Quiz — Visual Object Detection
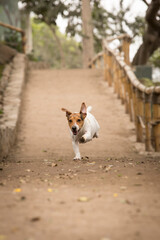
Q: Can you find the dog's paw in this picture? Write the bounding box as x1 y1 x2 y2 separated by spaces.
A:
79 136 86 144
73 155 81 161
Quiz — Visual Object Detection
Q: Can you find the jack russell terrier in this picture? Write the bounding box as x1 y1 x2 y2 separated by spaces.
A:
62 102 100 160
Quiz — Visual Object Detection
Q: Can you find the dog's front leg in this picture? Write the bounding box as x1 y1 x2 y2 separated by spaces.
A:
72 140 81 160
80 132 92 143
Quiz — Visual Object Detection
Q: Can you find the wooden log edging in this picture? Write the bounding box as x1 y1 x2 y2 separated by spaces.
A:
89 37 160 152
0 54 27 161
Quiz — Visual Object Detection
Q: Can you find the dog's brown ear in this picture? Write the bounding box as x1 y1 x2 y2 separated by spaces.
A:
61 108 72 118
80 102 87 119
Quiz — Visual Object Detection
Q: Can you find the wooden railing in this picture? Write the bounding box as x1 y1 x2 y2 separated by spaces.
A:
89 34 160 152
0 21 26 53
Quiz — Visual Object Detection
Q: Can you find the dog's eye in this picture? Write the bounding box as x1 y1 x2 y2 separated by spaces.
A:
69 119 72 123
77 119 81 122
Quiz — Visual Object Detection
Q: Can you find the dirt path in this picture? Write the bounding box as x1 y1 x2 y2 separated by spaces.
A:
0 69 160 240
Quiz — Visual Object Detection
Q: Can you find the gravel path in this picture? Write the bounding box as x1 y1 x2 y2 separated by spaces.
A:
0 69 160 240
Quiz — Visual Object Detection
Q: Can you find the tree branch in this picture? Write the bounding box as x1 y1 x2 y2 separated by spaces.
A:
146 0 160 31
142 0 149 6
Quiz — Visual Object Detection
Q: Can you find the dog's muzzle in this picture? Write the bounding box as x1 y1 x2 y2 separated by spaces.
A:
72 126 79 135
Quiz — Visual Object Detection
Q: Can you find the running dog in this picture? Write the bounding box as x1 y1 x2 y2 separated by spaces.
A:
61 102 100 160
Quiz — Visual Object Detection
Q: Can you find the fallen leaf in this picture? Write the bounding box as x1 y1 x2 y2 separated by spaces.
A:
19 179 26 184
0 182 6 186
123 176 128 179
30 217 41 222
0 235 6 240
120 186 127 190
105 165 113 172
113 193 118 197
117 174 122 177
78 196 89 202
59 201 65 204
51 163 58 167
21 196 26 201
88 169 96 173
87 161 95 165
58 159 62 162
48 188 53 192
125 199 131 204
13 188 22 193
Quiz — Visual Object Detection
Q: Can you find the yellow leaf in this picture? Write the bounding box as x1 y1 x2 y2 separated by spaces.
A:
48 188 53 192
113 193 118 197
0 235 6 240
13 188 22 193
78 196 89 202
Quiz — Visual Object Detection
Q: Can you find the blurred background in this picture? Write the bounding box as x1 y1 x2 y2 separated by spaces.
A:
0 0 159 82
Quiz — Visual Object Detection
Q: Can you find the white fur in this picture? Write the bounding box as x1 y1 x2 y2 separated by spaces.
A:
70 106 100 160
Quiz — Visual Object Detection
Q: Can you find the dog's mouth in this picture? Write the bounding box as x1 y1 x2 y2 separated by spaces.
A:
72 129 80 135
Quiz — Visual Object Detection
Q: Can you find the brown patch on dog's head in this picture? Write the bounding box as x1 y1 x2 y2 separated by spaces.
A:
61 102 87 135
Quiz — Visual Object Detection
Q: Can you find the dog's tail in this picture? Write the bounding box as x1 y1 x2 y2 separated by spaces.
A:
87 106 92 113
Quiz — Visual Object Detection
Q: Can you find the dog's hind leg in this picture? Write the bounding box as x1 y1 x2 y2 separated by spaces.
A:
93 132 99 138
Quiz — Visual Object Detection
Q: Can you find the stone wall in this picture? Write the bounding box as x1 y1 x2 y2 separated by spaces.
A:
0 53 26 161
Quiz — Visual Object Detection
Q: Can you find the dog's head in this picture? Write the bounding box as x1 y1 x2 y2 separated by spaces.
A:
61 102 87 136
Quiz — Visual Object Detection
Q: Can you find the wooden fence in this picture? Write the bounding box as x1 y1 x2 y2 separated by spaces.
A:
0 21 26 53
89 34 160 152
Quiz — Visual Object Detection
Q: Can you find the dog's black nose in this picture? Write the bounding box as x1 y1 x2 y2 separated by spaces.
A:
72 126 77 131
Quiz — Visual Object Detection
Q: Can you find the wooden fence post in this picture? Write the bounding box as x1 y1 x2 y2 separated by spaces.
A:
152 93 160 151
117 66 121 99
128 80 133 121
108 53 112 86
144 93 152 151
124 76 129 114
132 86 137 123
136 89 144 142
103 52 108 81
113 63 118 94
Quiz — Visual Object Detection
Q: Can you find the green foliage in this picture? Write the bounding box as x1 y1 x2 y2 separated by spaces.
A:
149 48 160 68
31 19 82 68
139 78 160 87
139 78 154 87
3 29 22 52
21 0 67 25
20 0 145 56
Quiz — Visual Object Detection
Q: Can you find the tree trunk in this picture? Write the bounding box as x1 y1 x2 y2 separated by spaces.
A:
49 25 66 69
81 0 94 68
132 0 160 66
